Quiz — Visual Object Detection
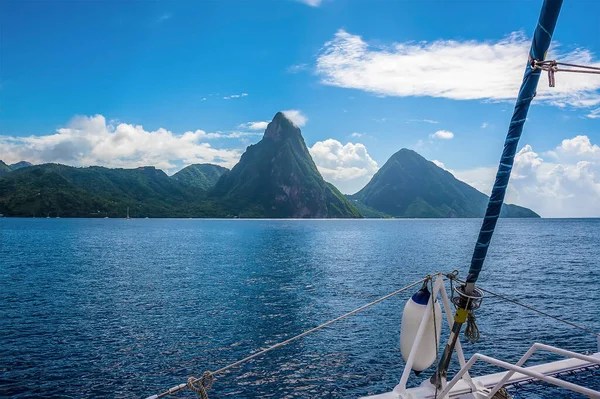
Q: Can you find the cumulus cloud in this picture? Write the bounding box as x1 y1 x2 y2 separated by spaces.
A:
223 93 248 100
554 135 600 158
282 109 308 127
351 132 363 138
0 115 245 173
430 130 454 140
316 30 600 108
481 122 489 128
454 136 600 217
296 0 322 6
309 139 379 194
239 121 269 131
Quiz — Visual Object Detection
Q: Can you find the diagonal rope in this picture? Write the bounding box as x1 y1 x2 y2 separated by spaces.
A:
450 275 600 338
478 286 600 338
145 277 428 399
147 272 599 399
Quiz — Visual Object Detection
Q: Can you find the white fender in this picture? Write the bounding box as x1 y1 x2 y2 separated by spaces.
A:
400 286 442 373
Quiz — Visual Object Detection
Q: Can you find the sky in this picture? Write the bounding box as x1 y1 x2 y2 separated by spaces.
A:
1 0 599 217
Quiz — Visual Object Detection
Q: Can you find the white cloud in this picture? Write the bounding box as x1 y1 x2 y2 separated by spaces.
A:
282 109 308 127
309 139 379 194
452 166 496 195
225 131 262 139
454 136 600 217
414 139 426 151
481 122 489 128
0 115 244 173
555 135 600 158
408 119 439 124
287 63 309 73
588 108 600 119
430 130 454 140
239 121 269 131
296 0 322 6
157 13 172 23
351 132 363 138
432 160 445 168
223 93 248 100
316 30 600 108
431 160 455 174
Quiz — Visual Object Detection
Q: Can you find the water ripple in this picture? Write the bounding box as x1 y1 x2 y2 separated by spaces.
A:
1 218 598 398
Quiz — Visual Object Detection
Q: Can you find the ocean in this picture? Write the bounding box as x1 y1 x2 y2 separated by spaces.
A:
1 218 599 398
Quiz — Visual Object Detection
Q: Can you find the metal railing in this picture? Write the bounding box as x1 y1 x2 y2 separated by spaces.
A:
438 343 600 398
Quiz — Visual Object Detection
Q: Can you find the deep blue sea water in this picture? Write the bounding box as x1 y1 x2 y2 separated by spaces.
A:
1 218 599 399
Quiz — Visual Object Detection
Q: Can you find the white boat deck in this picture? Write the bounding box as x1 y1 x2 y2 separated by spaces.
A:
363 352 600 399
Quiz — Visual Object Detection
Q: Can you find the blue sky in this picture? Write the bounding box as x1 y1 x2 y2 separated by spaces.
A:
1 0 599 216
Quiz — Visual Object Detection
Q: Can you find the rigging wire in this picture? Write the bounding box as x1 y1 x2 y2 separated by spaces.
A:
534 60 600 73
145 273 600 399
145 277 429 399
449 275 600 338
532 60 600 87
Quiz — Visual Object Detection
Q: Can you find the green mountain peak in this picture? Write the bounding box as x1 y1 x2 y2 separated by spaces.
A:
351 147 539 218
212 112 360 218
171 163 229 191
262 111 302 141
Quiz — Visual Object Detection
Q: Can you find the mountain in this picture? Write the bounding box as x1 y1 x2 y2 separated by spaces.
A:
211 112 360 218
0 164 223 218
0 161 11 176
0 133 358 217
171 163 229 190
0 137 539 219
10 161 33 170
351 148 539 218
0 160 33 176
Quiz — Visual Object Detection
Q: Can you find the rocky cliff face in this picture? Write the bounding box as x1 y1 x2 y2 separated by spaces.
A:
211 112 360 218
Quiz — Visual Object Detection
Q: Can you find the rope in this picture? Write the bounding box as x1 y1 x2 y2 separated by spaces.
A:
532 59 600 87
430 278 440 399
464 312 480 344
186 373 213 399
449 275 600 338
533 60 600 73
491 387 513 399
478 285 600 338
147 277 428 399
446 271 480 344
